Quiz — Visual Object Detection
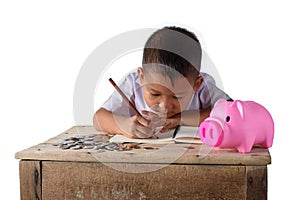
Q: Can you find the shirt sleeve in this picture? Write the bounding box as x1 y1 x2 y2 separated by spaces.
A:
101 73 135 117
198 73 231 108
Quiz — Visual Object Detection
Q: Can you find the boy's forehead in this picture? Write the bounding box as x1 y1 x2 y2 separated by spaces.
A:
143 73 194 93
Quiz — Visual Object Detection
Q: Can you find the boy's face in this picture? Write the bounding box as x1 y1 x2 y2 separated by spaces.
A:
138 68 203 118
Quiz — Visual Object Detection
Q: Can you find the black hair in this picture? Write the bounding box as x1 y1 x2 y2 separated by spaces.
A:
142 26 202 81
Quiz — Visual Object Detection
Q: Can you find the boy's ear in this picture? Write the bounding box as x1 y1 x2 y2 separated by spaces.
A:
193 76 203 92
137 67 144 83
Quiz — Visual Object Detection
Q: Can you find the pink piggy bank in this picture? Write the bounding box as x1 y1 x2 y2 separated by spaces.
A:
199 99 274 153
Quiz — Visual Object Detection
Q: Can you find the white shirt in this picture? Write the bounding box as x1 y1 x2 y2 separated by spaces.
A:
102 71 230 116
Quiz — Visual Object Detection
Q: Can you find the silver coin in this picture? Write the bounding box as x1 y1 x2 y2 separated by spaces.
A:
83 145 94 149
75 135 85 139
60 144 75 149
83 140 95 145
84 138 94 142
85 134 96 138
61 140 74 145
70 145 83 150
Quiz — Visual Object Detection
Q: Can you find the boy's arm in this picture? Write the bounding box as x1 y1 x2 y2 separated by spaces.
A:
181 108 211 126
93 107 124 134
178 98 233 127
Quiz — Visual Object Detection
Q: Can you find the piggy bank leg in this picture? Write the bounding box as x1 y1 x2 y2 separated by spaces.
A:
259 133 274 148
236 144 253 153
260 139 273 148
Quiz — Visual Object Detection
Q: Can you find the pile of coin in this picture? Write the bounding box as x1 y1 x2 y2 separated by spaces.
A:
53 134 140 152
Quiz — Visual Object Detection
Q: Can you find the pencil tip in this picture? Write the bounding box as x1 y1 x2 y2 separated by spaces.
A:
108 78 116 86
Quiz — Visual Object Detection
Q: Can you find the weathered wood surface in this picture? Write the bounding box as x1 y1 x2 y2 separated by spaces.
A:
19 160 41 200
246 166 267 199
15 126 271 165
41 161 259 200
17 126 270 199
18 161 268 200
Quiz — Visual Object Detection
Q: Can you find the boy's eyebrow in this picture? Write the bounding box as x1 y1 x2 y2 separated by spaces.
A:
148 88 161 93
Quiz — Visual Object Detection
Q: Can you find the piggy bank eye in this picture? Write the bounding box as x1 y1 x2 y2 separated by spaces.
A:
226 116 231 122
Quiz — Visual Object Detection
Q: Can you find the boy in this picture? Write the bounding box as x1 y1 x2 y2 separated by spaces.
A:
93 26 231 138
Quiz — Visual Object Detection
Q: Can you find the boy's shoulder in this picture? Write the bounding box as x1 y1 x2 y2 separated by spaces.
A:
117 71 141 94
200 72 215 84
123 71 140 86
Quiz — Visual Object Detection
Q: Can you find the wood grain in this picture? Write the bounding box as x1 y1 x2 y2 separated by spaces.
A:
42 161 248 200
246 166 267 200
19 160 41 200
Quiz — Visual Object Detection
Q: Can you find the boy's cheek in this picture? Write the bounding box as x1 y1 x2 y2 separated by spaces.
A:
144 97 156 109
177 99 190 110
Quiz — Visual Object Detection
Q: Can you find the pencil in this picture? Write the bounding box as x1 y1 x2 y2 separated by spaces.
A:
108 78 144 119
172 125 181 139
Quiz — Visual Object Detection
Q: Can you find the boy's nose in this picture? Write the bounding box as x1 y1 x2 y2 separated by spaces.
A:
159 99 173 111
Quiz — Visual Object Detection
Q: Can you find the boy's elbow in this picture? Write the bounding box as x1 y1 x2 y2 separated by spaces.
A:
93 110 102 131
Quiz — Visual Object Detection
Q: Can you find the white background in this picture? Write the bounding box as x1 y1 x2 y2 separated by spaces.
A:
1 0 299 199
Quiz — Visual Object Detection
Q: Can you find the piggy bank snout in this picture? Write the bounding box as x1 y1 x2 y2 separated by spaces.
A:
199 118 224 147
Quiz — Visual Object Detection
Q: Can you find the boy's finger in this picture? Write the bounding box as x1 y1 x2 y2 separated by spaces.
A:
123 132 138 139
137 115 151 126
160 122 179 132
141 110 159 117
135 125 153 138
141 110 151 115
141 110 166 124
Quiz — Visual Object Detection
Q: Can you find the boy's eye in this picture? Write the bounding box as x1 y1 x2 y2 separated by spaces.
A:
173 96 183 100
150 93 160 97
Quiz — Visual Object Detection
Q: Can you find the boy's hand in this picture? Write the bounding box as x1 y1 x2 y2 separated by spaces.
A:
160 113 181 132
122 115 153 139
122 109 180 138
141 110 166 132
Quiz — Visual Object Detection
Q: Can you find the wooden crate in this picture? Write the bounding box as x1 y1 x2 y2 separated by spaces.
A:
16 126 271 200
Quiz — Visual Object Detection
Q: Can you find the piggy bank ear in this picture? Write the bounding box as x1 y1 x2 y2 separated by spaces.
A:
233 100 244 119
235 100 244 119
